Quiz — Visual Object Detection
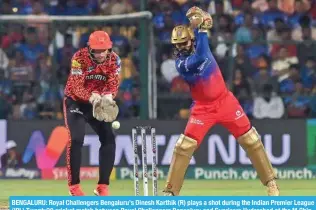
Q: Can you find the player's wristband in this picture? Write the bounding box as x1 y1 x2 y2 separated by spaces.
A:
198 29 208 33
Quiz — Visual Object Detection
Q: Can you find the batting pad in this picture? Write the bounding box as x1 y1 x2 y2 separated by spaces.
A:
163 134 198 196
237 127 277 186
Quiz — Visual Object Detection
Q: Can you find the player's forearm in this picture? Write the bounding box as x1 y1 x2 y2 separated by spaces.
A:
196 31 210 56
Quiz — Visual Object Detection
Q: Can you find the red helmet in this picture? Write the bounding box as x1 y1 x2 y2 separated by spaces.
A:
88 31 112 50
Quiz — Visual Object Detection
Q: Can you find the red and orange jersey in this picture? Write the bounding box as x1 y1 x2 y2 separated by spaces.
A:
64 47 121 102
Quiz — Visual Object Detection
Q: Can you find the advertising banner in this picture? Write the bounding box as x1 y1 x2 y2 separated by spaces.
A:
41 167 116 181
7 119 307 169
115 167 316 180
0 168 41 179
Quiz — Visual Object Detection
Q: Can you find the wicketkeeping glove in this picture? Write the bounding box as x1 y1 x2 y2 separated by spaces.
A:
92 94 119 122
100 94 119 122
89 92 104 121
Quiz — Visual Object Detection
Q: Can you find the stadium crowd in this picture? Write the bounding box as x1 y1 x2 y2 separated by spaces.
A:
0 0 315 120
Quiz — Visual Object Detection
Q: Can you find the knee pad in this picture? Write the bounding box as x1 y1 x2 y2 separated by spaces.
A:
174 134 198 158
238 127 277 185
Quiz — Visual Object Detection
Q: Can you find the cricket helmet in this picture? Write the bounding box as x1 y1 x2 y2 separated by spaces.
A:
171 25 194 44
88 30 113 50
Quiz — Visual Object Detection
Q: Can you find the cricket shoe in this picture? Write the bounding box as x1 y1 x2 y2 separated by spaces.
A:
94 184 109 196
69 184 85 196
267 180 280 196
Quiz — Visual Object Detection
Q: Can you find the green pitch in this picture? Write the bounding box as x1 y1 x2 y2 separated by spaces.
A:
0 179 315 207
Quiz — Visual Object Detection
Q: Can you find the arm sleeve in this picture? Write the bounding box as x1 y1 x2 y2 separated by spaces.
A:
68 55 93 102
177 31 211 73
101 55 121 98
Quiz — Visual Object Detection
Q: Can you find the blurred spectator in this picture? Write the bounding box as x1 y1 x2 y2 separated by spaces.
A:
285 81 311 117
232 69 253 116
297 27 316 64
56 33 77 63
235 12 254 44
119 56 137 85
0 48 9 78
252 0 269 12
1 24 24 50
259 0 286 27
300 57 316 91
271 26 297 58
0 91 12 119
253 61 279 94
100 0 134 15
110 26 131 58
1 140 22 168
27 1 50 46
16 27 45 64
9 50 34 82
16 0 33 15
288 0 308 27
247 27 268 60
9 50 35 101
19 87 37 119
278 0 311 15
292 15 316 41
160 50 178 84
233 69 252 97
279 64 299 94
213 14 233 59
253 84 285 119
49 23 80 55
267 18 285 42
208 0 233 16
209 0 233 31
235 0 258 26
272 47 298 82
1 0 14 14
234 44 255 78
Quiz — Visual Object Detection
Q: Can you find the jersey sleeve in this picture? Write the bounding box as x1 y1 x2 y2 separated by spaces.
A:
101 55 121 98
67 53 93 102
176 31 211 74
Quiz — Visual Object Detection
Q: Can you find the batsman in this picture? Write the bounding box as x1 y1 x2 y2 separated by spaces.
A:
63 30 120 196
163 7 280 196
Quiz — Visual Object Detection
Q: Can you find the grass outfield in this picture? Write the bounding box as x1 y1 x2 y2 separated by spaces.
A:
0 179 315 207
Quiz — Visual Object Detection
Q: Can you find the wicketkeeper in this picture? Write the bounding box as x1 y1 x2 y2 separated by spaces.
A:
63 30 120 196
162 7 279 196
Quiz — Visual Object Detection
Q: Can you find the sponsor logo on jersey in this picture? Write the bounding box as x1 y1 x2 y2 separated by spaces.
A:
71 60 81 68
86 74 107 81
235 110 245 120
70 108 83 115
71 69 82 75
190 118 204 125
88 66 94 72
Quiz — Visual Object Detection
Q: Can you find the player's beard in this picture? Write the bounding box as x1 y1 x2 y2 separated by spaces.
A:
174 41 194 57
